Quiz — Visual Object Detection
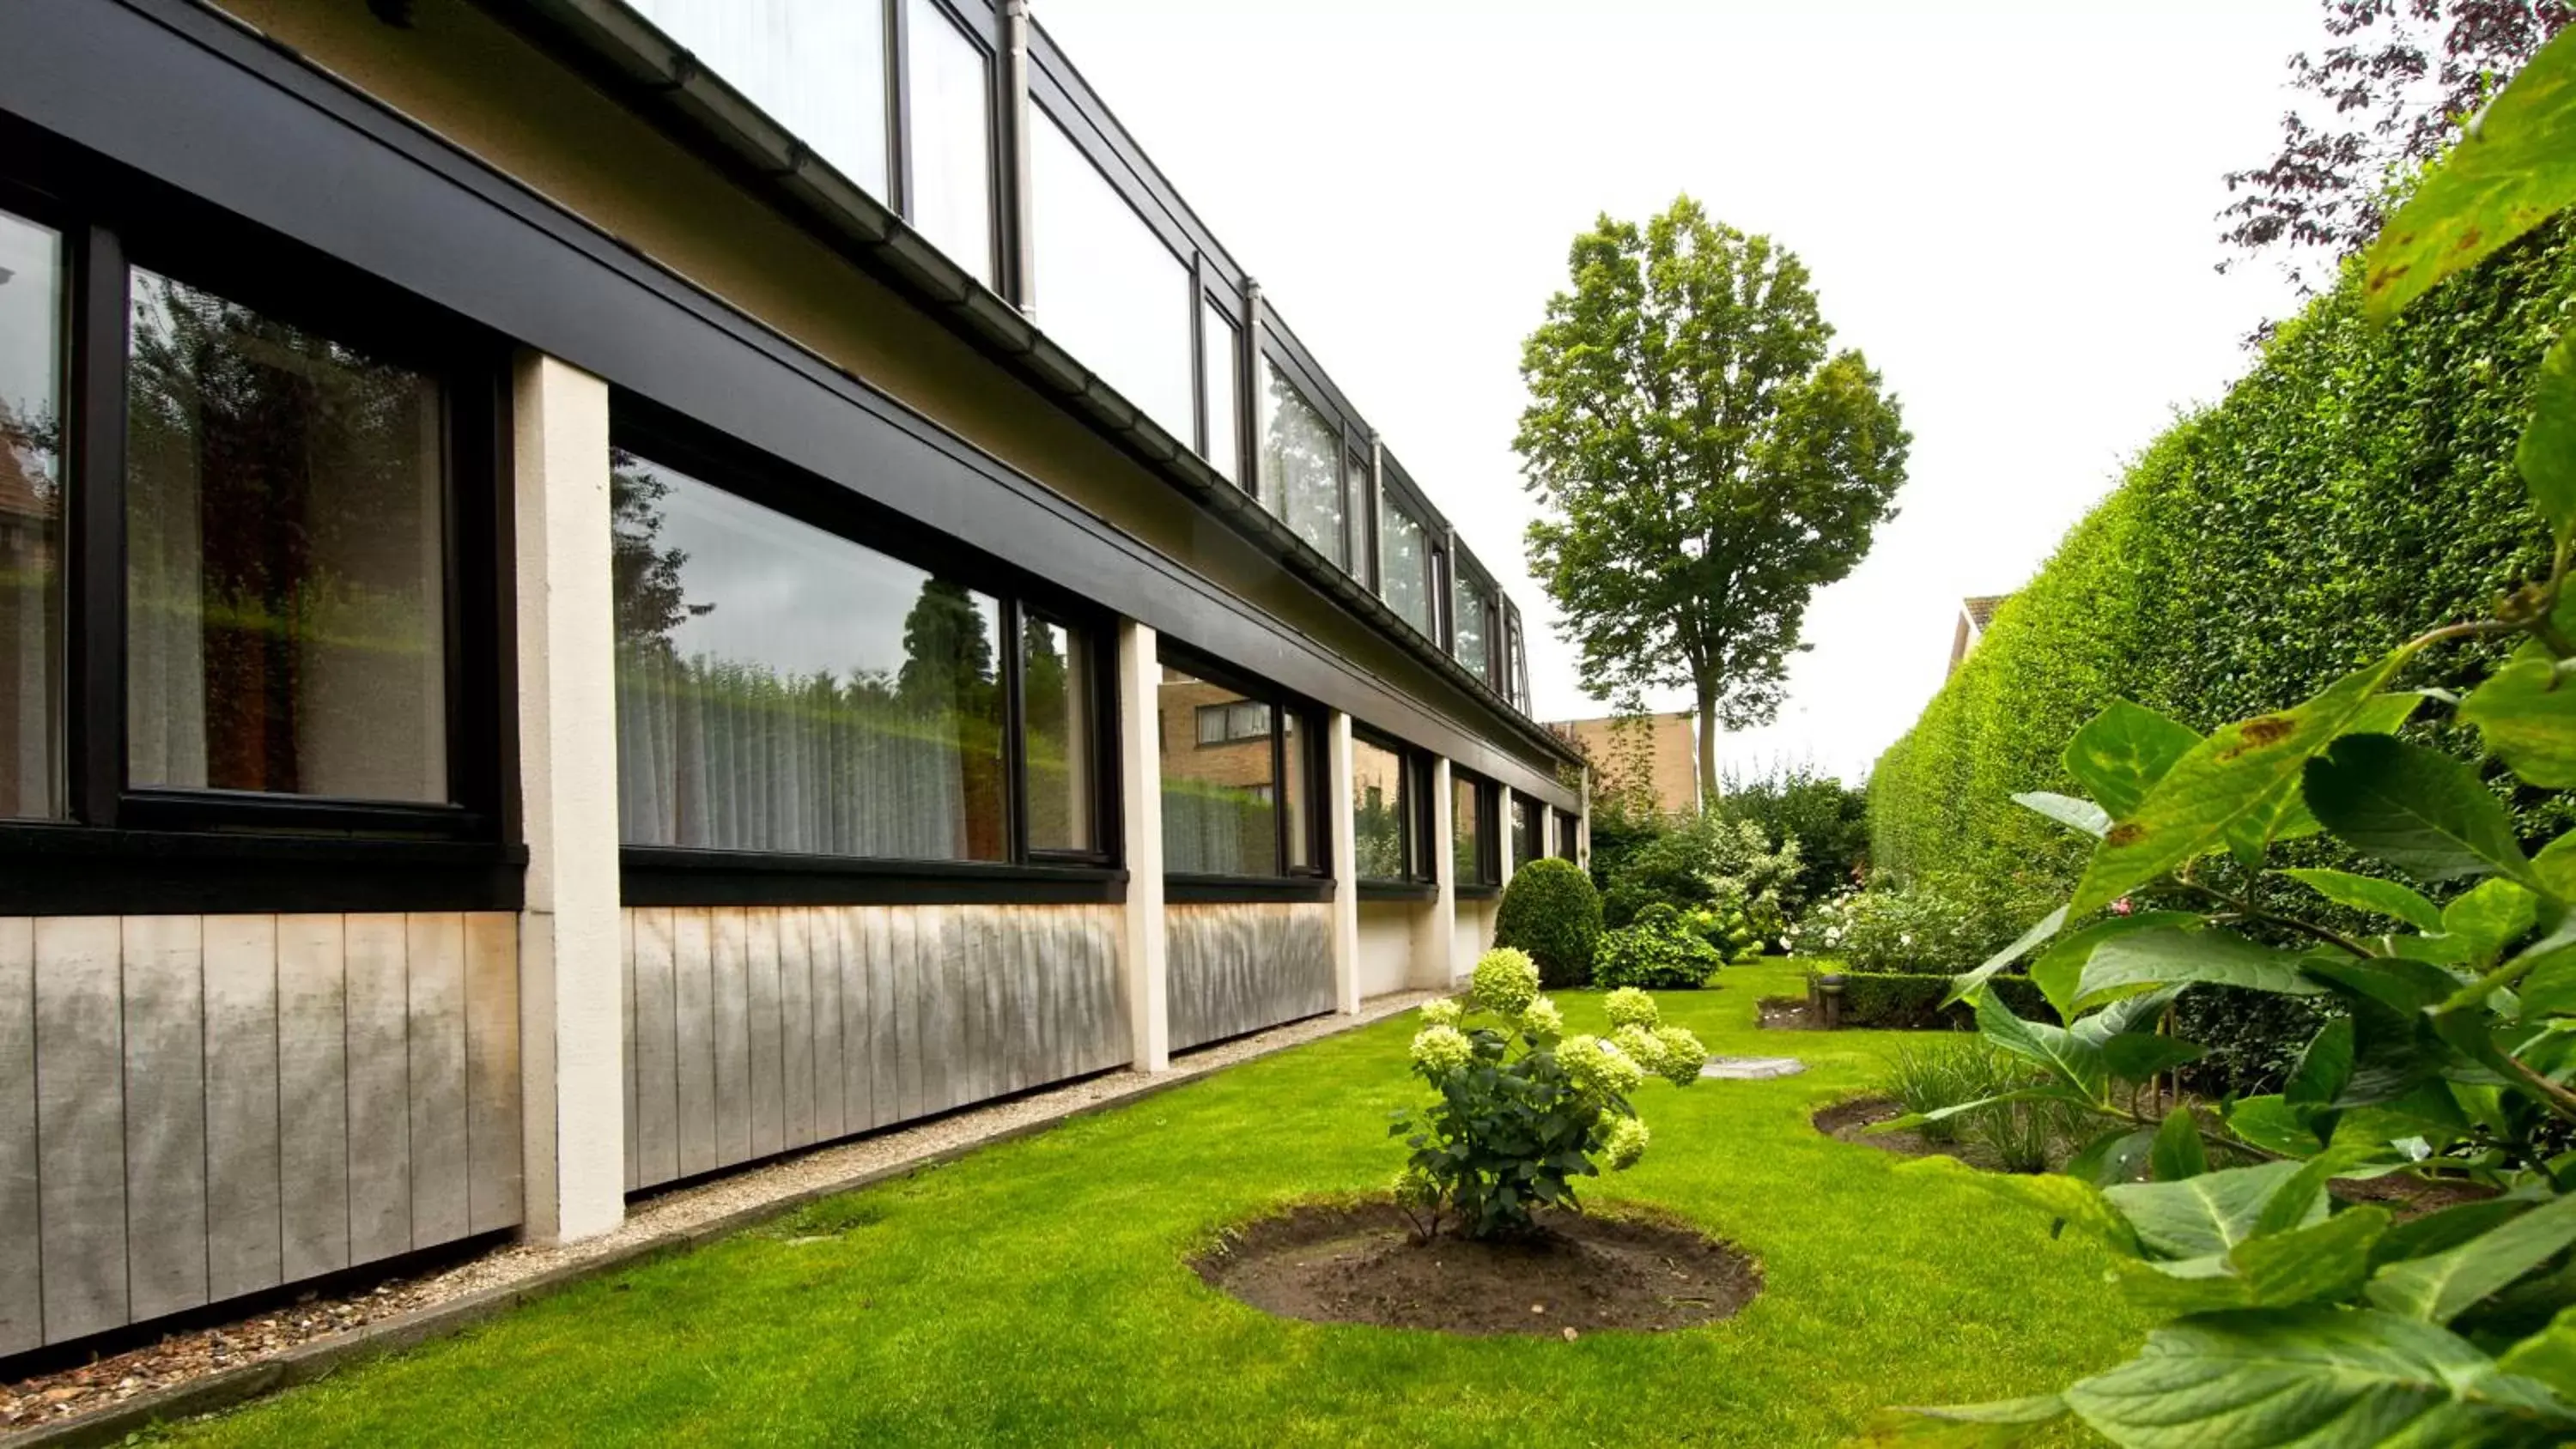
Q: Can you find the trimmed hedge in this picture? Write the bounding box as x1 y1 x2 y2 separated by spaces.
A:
1493 858 1605 989
1872 222 2576 933
1818 972 2050 1032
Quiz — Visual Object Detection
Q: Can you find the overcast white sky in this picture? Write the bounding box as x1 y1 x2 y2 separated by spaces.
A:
1041 0 2322 783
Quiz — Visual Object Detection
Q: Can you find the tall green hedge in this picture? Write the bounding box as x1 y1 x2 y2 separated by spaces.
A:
1871 221 2576 922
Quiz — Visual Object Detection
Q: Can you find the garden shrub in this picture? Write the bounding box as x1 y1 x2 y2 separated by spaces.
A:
1492 857 1604 989
1822 971 2048 1030
1782 880 1990 973
1601 815 1802 927
1592 903 1728 989
1715 761 1871 902
1390 949 1706 1240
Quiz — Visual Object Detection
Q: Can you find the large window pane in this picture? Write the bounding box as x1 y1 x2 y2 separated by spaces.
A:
1379 498 1431 636
1201 300 1239 482
1352 736 1406 881
1021 613 1095 853
1258 356 1346 569
628 0 889 199
1158 665 1275 875
1453 571 1492 684
1510 793 1537 870
611 453 1006 860
0 210 63 819
1453 774 1488 885
126 269 448 802
1031 110 1190 438
907 0 994 284
1282 709 1310 870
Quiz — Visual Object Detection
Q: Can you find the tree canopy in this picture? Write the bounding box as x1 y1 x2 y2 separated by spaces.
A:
1516 196 1908 801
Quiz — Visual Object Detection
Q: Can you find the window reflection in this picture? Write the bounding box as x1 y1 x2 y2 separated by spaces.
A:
1021 612 1095 853
1352 736 1407 881
611 453 1007 860
1454 774 1489 885
907 0 994 284
1201 300 1239 482
628 0 889 199
1379 498 1431 637
1031 110 1190 438
125 268 449 803
1453 571 1492 684
0 209 62 819
1258 356 1346 569
1158 665 1276 875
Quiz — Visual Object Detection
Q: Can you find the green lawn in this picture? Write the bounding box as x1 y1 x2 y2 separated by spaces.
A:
159 962 2147 1447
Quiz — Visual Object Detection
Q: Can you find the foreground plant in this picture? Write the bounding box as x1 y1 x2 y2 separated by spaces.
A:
1391 949 1708 1241
1879 38 2576 1446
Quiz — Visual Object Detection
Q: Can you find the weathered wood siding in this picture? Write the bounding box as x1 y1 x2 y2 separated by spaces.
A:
1165 902 1334 1052
0 912 521 1354
622 903 1128 1192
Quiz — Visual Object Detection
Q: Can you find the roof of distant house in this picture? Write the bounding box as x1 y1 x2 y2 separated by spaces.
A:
1963 595 2008 631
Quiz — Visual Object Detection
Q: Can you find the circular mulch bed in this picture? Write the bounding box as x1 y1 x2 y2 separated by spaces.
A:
1814 1096 2024 1172
1193 1202 1759 1337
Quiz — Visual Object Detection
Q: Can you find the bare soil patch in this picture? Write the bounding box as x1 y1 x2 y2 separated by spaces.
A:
1759 996 1819 1030
1194 1201 1759 1337
1814 1096 2017 1171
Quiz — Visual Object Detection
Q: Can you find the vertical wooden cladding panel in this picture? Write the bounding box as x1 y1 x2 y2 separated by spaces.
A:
3 912 519 1351
1166 903 1334 1052
619 904 1127 1192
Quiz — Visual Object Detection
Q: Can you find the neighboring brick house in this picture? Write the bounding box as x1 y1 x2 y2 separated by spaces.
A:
1546 712 1699 815
1949 595 2008 676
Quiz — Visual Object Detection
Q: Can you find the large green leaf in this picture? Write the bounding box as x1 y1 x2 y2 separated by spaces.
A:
2069 983 2187 1046
2440 879 2543 967
2362 27 2576 321
1867 1396 2069 1446
2151 1105 2209 1182
2463 656 2576 788
2065 700 2202 821
2074 926 2326 1009
2070 655 2413 916
1972 988 2104 1100
2103 1033 2204 1085
2104 1160 2323 1260
2537 832 2576 901
2225 692 2427 867
2119 1207 2393 1316
2280 868 2445 934
2368 1192 2576 1325
2286 1017 2358 1117
2031 913 2198 1022
2305 734 2539 888
2227 1095 2323 1158
1941 906 2069 1008
2500 1305 2576 1404
2519 326 2576 549
2011 791 2109 840
2065 1125 2158 1187
2061 1307 2576 1446
2378 1200 2537 1270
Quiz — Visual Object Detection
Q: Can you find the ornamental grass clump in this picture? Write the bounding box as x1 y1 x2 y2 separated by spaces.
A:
1390 949 1708 1241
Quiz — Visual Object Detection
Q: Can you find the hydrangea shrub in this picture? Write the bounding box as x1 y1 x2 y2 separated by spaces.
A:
1390 949 1708 1240
1591 903 1728 989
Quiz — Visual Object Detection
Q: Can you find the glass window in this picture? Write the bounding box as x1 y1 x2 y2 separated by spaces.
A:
1021 613 1095 854
1352 736 1409 882
1030 109 1190 438
1282 709 1310 870
1200 299 1239 482
1379 498 1431 637
627 0 889 199
1504 613 1527 707
1511 793 1540 870
1257 355 1346 569
1453 570 1492 685
1557 811 1580 861
906 0 995 285
0 209 64 819
125 268 449 802
1453 773 1491 886
611 452 1007 860
1159 665 1277 876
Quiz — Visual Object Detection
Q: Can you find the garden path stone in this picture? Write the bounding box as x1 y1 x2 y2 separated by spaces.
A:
1700 1055 1807 1080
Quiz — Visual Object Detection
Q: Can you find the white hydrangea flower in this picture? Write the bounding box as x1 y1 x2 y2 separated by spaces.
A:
1613 1023 1667 1078
1409 1023 1473 1076
1519 995 1565 1039
1602 986 1659 1030
1418 997 1462 1029
1604 1115 1650 1171
1558 1034 1645 1100
1651 1025 1707 1087
1469 948 1540 1017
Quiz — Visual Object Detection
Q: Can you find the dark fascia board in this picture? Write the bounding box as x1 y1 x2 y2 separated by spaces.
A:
476 0 1578 778
2 0 1580 809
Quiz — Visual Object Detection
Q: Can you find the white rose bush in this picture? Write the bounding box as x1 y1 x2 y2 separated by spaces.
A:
1390 947 1709 1240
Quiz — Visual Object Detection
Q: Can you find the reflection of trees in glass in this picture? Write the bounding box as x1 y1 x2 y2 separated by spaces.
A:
1259 360 1346 568
1020 615 1091 852
1379 500 1431 635
897 578 995 708
1354 785 1405 879
609 450 708 650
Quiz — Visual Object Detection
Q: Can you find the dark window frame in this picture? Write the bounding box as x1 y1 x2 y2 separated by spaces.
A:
1157 638 1327 894
0 142 523 915
609 396 1125 900
1351 724 1432 889
1452 766 1499 895
1510 790 1543 872
1555 809 1581 863
890 0 1007 292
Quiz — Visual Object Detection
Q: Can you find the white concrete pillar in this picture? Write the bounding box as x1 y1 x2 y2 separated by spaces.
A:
1413 755 1457 990
511 352 624 1245
1326 712 1360 1015
1498 790 1518 894
1578 772 1593 872
1116 621 1170 1072
1537 801 1554 864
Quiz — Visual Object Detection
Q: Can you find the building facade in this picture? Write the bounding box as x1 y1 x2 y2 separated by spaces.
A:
0 0 1587 1355
1548 712 1698 816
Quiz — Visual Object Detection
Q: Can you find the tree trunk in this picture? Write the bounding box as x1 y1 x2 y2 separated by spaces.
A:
1695 678 1719 812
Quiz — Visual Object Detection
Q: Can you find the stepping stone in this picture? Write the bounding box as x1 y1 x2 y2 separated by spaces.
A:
1699 1055 1806 1081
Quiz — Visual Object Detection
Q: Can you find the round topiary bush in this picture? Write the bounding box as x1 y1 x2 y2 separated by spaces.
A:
1492 858 1606 989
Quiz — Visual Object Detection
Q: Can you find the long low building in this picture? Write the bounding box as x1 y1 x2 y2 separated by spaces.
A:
0 0 1589 1354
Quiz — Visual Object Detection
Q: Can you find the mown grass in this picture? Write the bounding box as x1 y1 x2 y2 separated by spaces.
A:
156 961 2145 1447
